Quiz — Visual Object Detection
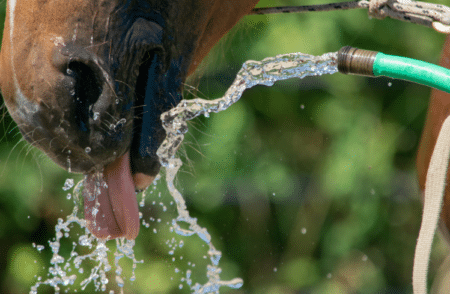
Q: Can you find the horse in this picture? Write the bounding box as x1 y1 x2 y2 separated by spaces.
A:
0 0 259 240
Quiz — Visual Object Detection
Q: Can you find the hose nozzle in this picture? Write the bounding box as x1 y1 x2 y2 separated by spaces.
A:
337 45 450 95
337 46 378 77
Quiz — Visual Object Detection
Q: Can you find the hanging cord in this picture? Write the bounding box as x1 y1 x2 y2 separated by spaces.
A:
413 115 450 294
250 0 450 34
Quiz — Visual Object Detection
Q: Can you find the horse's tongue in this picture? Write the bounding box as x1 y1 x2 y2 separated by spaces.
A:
84 152 140 240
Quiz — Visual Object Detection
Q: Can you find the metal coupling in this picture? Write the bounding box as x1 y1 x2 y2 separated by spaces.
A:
337 46 378 77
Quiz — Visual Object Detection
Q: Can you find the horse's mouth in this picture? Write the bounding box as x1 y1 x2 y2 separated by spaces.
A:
80 48 171 241
80 44 180 240
83 152 146 240
11 22 181 240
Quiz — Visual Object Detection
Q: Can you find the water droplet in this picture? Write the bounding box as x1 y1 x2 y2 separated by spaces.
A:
66 193 72 200
63 179 74 191
301 228 307 234
85 147 91 154
115 275 124 287
300 104 305 109
67 157 72 173
388 82 392 87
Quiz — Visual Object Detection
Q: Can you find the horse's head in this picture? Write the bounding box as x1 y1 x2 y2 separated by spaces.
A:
0 0 259 239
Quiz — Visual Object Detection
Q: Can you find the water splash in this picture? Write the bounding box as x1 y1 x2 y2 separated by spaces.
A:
156 51 338 293
62 179 74 191
159 52 337 137
30 178 142 294
30 51 337 293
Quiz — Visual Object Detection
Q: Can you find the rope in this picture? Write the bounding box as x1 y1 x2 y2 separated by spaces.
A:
249 0 450 34
413 115 450 294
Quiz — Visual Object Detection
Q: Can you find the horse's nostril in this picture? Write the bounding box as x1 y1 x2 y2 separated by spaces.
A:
52 43 117 134
38 44 132 174
66 61 102 132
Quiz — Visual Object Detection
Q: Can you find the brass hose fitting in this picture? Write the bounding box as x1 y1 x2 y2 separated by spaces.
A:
337 46 378 77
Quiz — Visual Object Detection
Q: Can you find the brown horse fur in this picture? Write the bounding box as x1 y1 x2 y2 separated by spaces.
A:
417 34 450 241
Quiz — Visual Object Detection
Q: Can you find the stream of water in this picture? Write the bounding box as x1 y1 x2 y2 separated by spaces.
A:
29 51 338 293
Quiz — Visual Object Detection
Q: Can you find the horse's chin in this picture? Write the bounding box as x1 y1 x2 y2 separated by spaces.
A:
133 172 157 191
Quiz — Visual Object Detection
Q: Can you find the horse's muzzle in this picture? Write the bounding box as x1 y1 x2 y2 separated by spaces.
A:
13 42 134 175
43 43 130 173
10 19 181 180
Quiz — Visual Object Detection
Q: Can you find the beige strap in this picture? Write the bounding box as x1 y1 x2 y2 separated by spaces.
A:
413 115 450 294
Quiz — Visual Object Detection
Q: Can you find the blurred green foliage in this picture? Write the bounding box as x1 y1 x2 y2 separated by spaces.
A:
0 0 449 293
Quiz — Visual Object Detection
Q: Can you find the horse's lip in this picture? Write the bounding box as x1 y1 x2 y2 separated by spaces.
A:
84 152 141 240
83 151 156 240
132 172 156 191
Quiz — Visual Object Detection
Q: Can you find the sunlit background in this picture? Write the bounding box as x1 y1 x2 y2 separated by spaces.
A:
0 0 449 293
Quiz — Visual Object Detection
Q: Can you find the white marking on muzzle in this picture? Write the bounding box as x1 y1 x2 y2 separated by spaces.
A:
8 0 39 115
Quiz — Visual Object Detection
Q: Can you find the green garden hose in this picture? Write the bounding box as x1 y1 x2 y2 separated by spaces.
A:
338 46 450 294
337 46 450 94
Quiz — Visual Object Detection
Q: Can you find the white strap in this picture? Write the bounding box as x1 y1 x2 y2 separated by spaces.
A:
413 115 450 294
